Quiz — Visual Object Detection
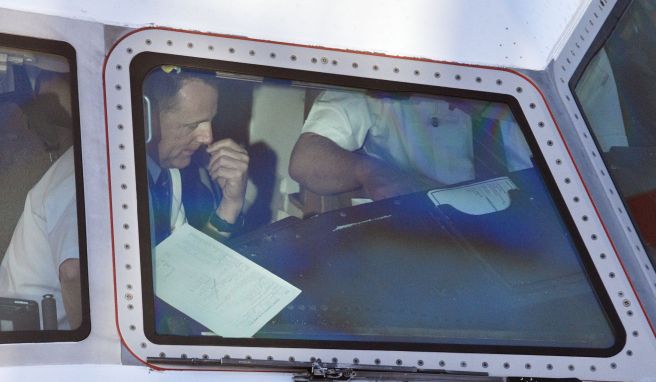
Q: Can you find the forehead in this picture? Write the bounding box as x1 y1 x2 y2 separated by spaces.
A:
166 78 219 116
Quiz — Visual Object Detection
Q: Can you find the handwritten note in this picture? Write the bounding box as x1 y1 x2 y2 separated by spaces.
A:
154 224 301 337
427 177 517 215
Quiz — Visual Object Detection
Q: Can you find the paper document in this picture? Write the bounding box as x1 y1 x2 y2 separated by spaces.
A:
427 177 517 215
154 224 301 337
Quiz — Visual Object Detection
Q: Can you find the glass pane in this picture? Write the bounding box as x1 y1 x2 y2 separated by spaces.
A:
141 64 617 352
0 44 82 333
574 0 656 266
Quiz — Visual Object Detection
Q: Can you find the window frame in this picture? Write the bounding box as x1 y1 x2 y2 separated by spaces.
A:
106 28 648 378
0 32 91 343
569 0 656 272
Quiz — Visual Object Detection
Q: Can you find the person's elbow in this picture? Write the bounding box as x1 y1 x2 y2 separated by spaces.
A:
59 258 80 284
289 133 315 185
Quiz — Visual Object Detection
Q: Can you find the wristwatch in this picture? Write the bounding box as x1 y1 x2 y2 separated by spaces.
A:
208 212 243 233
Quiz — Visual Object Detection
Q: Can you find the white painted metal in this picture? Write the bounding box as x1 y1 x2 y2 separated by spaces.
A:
0 364 291 381
551 0 656 360
0 0 586 71
1 0 656 381
0 8 120 366
104 27 656 380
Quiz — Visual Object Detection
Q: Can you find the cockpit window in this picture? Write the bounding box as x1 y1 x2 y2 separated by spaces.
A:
574 0 656 267
0 34 88 342
133 57 621 355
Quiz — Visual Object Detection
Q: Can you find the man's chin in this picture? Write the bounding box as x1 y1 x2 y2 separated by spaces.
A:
170 156 192 169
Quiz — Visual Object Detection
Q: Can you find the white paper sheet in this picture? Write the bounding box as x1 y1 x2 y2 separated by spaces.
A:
154 224 301 337
427 177 517 215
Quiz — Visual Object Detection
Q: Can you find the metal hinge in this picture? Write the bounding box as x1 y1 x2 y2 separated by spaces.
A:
148 356 501 381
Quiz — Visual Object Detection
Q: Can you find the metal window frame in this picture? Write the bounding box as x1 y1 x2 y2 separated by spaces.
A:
105 26 655 379
0 32 91 343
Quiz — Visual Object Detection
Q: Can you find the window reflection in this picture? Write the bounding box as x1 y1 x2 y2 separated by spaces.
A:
0 45 81 332
143 65 617 352
575 0 656 265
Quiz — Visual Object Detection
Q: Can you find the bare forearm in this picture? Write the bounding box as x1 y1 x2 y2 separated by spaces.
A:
290 133 439 200
289 133 370 195
59 259 82 330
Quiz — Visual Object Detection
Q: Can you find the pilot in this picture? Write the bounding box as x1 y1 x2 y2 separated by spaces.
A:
0 63 80 331
144 67 249 243
289 90 475 201
144 67 250 335
0 149 80 330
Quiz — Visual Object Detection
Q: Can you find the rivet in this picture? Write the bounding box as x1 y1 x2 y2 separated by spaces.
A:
187 43 193 48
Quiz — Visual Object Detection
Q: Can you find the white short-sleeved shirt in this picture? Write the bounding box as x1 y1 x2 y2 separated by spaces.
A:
0 148 78 329
302 90 475 185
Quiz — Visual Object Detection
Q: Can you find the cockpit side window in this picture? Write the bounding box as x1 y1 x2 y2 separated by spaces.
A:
129 54 622 355
0 33 89 342
574 0 656 268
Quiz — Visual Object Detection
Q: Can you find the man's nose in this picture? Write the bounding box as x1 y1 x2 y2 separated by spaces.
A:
195 121 213 144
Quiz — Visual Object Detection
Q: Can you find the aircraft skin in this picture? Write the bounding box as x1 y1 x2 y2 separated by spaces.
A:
0 1 655 381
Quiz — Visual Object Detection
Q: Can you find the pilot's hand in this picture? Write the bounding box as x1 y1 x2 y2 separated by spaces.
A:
357 156 436 201
207 138 249 222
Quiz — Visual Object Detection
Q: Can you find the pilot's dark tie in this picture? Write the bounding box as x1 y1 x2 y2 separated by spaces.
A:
150 169 172 245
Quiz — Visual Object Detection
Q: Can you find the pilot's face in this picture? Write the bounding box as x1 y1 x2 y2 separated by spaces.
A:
157 78 218 169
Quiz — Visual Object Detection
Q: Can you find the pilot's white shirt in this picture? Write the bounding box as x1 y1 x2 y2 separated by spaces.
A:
0 147 78 330
302 90 475 185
